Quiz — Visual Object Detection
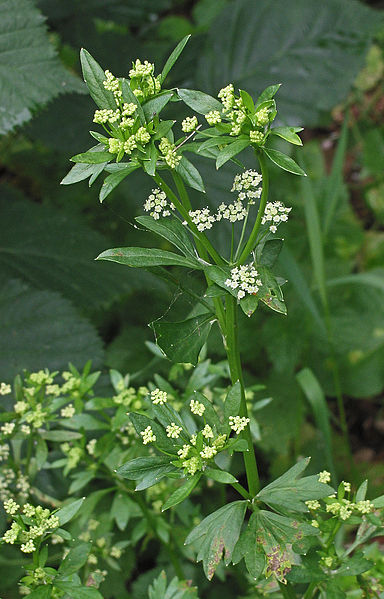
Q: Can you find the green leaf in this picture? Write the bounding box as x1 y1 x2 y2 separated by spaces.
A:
257 266 287 315
175 156 205 192
121 78 146 125
40 430 83 442
257 457 334 513
136 216 196 258
162 473 201 511
99 164 139 203
58 542 91 577
239 89 255 113
197 0 379 126
54 582 103 599
0 0 83 135
323 113 349 235
117 455 176 490
143 141 158 176
142 92 174 121
190 391 221 430
256 238 283 268
96 247 202 270
296 368 335 480
55 498 84 526
24 587 52 599
68 472 95 494
216 140 250 169
224 381 241 421
0 279 103 381
111 493 139 531
356 480 368 502
264 147 306 176
270 126 303 146
160 35 191 83
232 521 266 580
61 158 107 185
151 312 213 365
80 48 116 110
185 501 247 580
148 571 199 599
71 150 112 164
373 494 384 508
256 84 282 104
178 89 223 115
204 467 238 484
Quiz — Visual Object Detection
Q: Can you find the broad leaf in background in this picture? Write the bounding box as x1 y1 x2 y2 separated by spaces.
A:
197 0 379 126
0 188 151 310
0 279 103 380
0 0 83 135
148 571 199 599
185 501 247 580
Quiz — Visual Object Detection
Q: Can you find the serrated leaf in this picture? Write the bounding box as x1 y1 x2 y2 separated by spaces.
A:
264 148 306 176
175 155 205 192
55 498 84 526
0 0 83 135
178 89 223 115
151 312 213 365
216 140 250 169
96 247 202 270
58 542 91 577
162 473 201 511
0 280 103 381
257 458 334 513
185 501 247 579
197 0 379 126
117 455 176 491
160 35 191 83
136 216 196 258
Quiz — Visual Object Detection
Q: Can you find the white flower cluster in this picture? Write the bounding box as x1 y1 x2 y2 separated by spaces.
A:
231 170 262 197
140 426 156 444
159 138 181 169
182 116 198 133
261 201 291 233
225 265 262 301
188 208 216 232
144 189 175 220
205 110 222 125
216 201 247 223
0 383 11 395
129 59 154 78
190 399 205 416
60 404 75 419
2 503 60 553
229 415 250 434
151 388 168 405
318 471 331 484
166 423 182 439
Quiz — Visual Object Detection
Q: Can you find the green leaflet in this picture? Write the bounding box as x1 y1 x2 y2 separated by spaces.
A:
80 48 116 110
148 571 199 599
99 163 139 203
151 312 214 365
116 455 176 491
175 155 205 192
96 247 202 270
162 473 201 511
178 89 223 115
58 543 91 577
257 457 334 513
135 216 196 258
204 467 238 484
185 501 247 580
55 498 84 526
142 92 174 121
223 381 241 422
71 150 112 164
263 147 306 176
54 582 103 599
160 35 191 83
270 126 303 146
111 493 141 531
216 139 250 169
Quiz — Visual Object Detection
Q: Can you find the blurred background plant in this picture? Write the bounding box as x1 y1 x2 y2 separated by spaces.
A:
1 0 384 596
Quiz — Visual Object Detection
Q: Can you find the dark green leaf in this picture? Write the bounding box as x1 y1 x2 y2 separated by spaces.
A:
148 571 199 599
175 156 205 192
356 480 368 502
216 140 250 169
61 161 107 185
264 148 306 176
55 498 84 526
239 293 259 318
151 312 213 365
257 266 287 315
68 471 95 494
142 92 174 121
99 164 139 203
80 48 116 110
161 35 191 83
136 216 196 258
111 493 139 531
178 89 223 115
162 473 201 511
96 247 202 269
54 582 103 599
40 430 83 442
143 141 158 176
256 84 282 104
224 381 241 421
185 501 247 579
204 467 238 484
117 455 176 490
130 412 178 455
25 587 52 599
270 126 303 146
58 543 91 577
256 238 283 268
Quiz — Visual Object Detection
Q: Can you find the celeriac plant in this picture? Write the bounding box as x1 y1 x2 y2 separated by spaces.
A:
9 34 381 598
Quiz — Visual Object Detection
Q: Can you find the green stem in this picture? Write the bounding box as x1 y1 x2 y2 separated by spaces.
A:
153 173 224 266
278 581 297 599
225 295 260 496
231 481 252 500
303 581 318 599
237 151 269 264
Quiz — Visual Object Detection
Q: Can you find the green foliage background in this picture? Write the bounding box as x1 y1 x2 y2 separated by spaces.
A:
1 0 384 596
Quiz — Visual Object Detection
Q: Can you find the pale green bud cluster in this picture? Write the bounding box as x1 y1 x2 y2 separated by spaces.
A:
205 110 222 125
229 415 250 433
2 503 60 553
0 382 11 395
135 126 151 144
159 137 181 168
93 109 120 124
250 130 264 144
151 388 168 405
166 422 183 439
140 425 156 444
181 116 198 133
190 399 205 416
60 403 75 419
123 136 137 155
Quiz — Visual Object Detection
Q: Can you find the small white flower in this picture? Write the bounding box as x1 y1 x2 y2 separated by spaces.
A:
355 500 374 514
60 404 75 419
202 424 213 439
166 423 182 439
224 265 262 301
4 498 19 515
341 481 351 493
182 116 198 133
20 539 36 553
0 382 11 395
144 189 174 220
305 500 320 511
140 426 156 445
318 470 331 484
261 201 291 233
189 208 216 232
177 444 190 459
86 439 97 455
205 110 222 125
200 445 217 459
229 415 250 434
1 422 15 436
151 388 167 405
190 399 205 416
